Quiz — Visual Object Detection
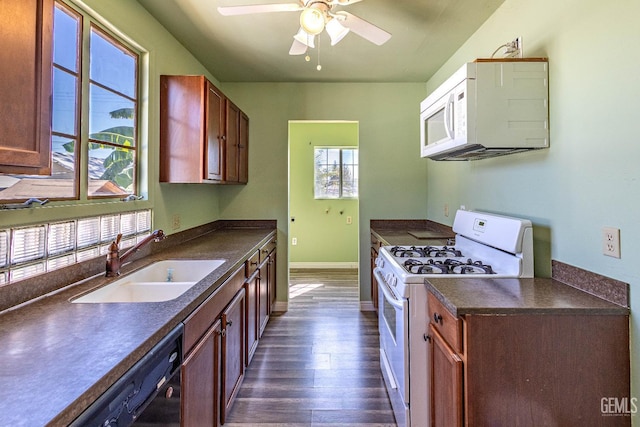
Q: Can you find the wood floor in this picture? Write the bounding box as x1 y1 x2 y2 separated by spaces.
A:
224 269 397 427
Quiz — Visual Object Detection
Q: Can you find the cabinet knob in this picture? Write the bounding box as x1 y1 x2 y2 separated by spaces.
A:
165 386 174 399
424 334 432 342
227 320 233 327
433 313 443 324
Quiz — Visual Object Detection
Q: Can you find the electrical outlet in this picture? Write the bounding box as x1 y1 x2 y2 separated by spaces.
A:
514 36 523 57
346 216 352 225
602 227 621 258
292 237 297 246
172 214 181 230
444 204 449 217
505 36 523 58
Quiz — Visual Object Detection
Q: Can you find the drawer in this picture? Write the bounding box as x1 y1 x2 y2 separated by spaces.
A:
259 237 276 264
246 250 260 277
428 292 462 353
183 264 244 354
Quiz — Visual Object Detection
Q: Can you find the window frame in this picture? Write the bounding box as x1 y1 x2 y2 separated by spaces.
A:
313 147 359 200
86 23 140 199
0 0 142 203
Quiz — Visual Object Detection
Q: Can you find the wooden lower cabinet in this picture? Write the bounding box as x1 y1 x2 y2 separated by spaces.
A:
429 325 462 427
221 288 245 425
245 270 259 365
258 266 269 336
426 292 631 426
181 319 221 427
267 251 277 314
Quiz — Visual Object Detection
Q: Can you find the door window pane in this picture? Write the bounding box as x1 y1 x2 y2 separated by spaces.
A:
314 148 358 199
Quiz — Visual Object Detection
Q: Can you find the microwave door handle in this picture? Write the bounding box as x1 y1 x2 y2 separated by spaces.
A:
443 93 455 140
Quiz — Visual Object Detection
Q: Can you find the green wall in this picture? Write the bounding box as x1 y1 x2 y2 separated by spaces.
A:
424 0 640 415
289 121 359 265
218 83 428 303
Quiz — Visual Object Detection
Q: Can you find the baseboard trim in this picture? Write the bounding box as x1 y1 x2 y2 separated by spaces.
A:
272 301 289 312
289 262 358 269
360 301 375 312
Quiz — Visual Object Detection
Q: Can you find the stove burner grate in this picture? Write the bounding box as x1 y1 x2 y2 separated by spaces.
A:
402 258 495 275
390 245 463 258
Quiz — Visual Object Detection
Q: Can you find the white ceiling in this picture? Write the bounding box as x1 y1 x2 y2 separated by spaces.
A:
136 0 506 83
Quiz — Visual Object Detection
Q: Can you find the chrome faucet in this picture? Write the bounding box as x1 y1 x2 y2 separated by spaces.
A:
106 229 166 277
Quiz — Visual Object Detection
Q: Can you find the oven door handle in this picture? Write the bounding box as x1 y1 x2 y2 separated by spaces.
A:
373 268 404 310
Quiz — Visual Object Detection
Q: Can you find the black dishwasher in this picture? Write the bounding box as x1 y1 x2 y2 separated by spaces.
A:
70 324 183 427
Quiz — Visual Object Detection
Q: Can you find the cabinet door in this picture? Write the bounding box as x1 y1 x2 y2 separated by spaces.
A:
182 319 222 427
429 325 463 427
268 251 277 313
244 272 259 365
0 0 53 174
206 82 225 181
258 267 269 337
238 111 249 183
225 100 240 182
221 288 245 424
160 75 206 183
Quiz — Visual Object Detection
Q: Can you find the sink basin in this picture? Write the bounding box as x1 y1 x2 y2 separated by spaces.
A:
73 259 225 303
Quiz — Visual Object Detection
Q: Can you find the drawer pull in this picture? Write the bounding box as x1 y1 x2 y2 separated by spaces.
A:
433 313 443 324
424 334 431 342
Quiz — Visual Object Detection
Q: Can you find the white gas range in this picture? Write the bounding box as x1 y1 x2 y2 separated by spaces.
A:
373 209 534 427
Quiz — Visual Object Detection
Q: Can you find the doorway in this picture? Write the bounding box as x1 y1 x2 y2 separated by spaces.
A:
287 121 360 302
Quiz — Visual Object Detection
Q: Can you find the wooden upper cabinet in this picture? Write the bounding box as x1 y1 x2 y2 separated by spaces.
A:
238 111 249 184
159 75 248 184
225 100 240 183
0 0 54 175
206 82 225 181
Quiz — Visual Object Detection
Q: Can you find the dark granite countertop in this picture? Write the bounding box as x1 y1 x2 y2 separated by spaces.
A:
425 277 630 317
371 219 454 246
0 225 275 426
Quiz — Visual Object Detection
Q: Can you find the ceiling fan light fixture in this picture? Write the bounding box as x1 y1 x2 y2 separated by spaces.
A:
294 27 315 48
325 17 349 45
300 7 325 35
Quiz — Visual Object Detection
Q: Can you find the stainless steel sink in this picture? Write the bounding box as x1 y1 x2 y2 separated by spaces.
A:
73 259 225 303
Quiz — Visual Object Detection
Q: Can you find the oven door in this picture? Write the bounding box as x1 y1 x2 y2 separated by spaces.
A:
374 268 409 426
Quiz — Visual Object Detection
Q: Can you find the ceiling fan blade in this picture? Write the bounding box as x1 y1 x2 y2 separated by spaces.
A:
336 11 391 45
217 3 302 16
332 0 364 5
289 38 308 55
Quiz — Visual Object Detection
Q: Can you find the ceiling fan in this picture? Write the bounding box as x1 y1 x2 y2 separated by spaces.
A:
217 0 392 56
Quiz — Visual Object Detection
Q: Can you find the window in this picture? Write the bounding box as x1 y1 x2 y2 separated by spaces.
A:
0 209 152 285
0 1 139 202
314 148 358 199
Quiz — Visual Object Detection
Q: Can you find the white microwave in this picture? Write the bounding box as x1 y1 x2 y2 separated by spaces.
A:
420 60 549 161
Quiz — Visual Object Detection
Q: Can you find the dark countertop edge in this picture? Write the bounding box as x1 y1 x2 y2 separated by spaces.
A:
0 222 276 426
425 278 630 318
54 227 277 426
370 219 454 246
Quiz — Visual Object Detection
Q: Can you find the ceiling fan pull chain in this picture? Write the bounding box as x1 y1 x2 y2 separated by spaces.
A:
317 35 322 71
